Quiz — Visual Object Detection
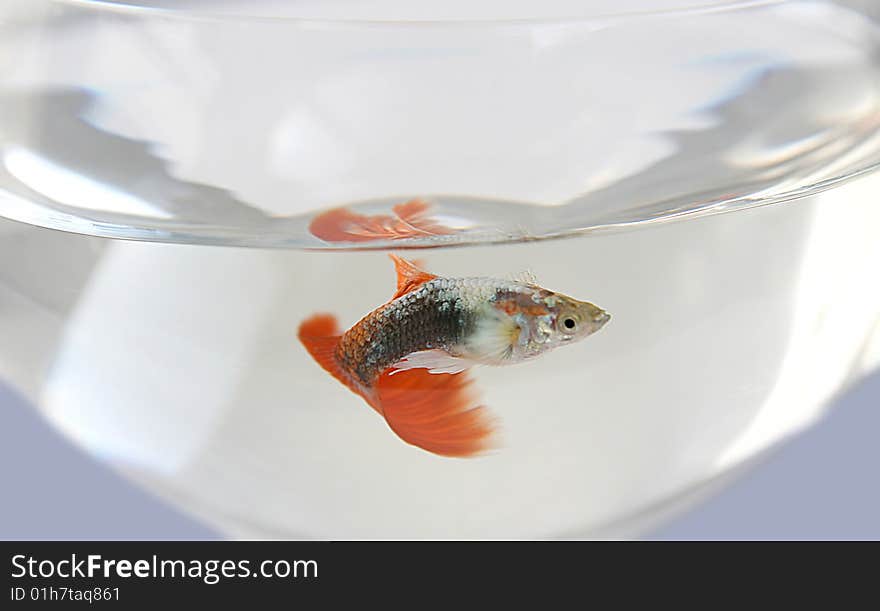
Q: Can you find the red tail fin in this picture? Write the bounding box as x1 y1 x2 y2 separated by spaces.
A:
375 368 497 458
299 313 497 458
298 313 365 401
309 199 454 243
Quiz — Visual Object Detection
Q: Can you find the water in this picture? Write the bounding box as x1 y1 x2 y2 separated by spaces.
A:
3 177 880 538
1 0 880 537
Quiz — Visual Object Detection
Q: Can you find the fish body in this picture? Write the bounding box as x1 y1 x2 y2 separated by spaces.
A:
298 255 610 457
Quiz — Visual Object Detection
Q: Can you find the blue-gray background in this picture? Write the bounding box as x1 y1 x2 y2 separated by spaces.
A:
2 371 879 540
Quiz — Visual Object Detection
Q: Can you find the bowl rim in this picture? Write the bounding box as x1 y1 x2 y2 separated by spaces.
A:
56 0 785 27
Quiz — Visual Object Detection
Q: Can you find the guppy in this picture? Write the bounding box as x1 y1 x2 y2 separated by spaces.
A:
298 255 610 458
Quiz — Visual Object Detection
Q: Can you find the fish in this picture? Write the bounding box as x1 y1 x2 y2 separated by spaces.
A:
309 198 454 243
298 255 610 457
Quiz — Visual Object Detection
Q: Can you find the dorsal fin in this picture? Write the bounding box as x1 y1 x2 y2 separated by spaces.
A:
509 269 538 285
389 254 438 299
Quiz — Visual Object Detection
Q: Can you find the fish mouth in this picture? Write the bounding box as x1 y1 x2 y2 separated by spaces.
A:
593 311 611 328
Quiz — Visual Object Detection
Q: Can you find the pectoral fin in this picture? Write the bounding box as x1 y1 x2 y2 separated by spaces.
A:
390 350 471 375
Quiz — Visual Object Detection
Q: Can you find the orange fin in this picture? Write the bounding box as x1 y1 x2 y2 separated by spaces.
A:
390 199 437 229
375 367 497 458
309 198 454 243
389 254 438 299
298 313 365 401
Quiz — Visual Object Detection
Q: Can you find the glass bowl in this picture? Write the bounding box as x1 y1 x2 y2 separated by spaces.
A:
2 0 879 538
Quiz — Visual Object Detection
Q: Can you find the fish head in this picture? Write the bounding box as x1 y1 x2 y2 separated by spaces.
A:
467 284 610 365
511 290 610 360
550 295 611 344
496 286 611 362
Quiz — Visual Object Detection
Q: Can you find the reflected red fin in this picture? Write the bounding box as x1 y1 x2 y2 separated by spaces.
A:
309 198 454 243
298 313 362 399
308 208 369 243
391 199 432 225
389 254 437 299
375 368 497 458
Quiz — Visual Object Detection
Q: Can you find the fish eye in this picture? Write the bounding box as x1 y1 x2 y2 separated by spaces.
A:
561 316 577 333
